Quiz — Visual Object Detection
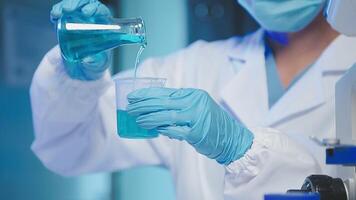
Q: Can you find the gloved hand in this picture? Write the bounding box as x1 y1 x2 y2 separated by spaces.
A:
127 88 254 165
51 0 112 81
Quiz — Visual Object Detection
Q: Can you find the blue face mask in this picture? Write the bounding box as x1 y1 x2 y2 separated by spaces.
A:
238 0 326 32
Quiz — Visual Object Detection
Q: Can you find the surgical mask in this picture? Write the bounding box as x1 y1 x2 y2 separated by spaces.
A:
238 0 326 32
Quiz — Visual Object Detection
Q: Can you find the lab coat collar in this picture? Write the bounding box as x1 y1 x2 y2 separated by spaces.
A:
220 30 356 127
266 34 356 126
220 29 269 127
227 29 265 63
315 34 356 72
265 64 324 126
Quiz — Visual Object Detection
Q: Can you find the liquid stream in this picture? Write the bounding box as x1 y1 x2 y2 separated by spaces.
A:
134 45 145 79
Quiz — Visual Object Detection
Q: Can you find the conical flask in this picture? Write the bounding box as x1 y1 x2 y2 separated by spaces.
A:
57 14 146 62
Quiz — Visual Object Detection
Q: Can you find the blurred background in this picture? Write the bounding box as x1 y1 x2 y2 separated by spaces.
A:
0 0 257 199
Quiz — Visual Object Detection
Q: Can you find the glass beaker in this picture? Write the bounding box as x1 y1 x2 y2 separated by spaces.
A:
114 77 166 139
57 14 146 62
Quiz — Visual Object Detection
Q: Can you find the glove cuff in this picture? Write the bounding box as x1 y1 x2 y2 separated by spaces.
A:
216 126 254 165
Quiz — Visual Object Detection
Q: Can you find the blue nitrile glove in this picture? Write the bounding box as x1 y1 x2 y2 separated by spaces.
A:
51 0 112 81
127 88 254 165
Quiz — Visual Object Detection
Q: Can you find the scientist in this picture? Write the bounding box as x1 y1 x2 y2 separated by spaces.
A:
30 0 356 199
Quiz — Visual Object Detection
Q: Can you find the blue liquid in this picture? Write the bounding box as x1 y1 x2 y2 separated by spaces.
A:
117 110 158 139
58 28 144 62
57 16 145 62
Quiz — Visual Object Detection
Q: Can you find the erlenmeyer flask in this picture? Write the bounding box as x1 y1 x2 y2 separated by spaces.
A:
57 14 146 62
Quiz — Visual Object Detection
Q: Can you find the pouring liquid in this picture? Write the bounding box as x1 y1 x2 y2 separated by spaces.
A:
133 45 146 78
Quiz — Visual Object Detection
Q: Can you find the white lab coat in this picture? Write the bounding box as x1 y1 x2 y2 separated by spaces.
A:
30 29 356 200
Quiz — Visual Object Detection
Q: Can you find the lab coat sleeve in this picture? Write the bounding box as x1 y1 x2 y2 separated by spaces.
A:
224 128 321 200
30 46 174 176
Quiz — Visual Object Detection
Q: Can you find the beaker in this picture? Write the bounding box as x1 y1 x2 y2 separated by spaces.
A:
57 14 146 62
114 77 166 139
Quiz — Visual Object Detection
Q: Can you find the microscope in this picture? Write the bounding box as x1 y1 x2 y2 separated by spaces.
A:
265 0 356 199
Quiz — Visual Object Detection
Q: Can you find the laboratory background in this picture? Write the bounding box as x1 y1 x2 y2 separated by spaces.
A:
0 0 258 199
